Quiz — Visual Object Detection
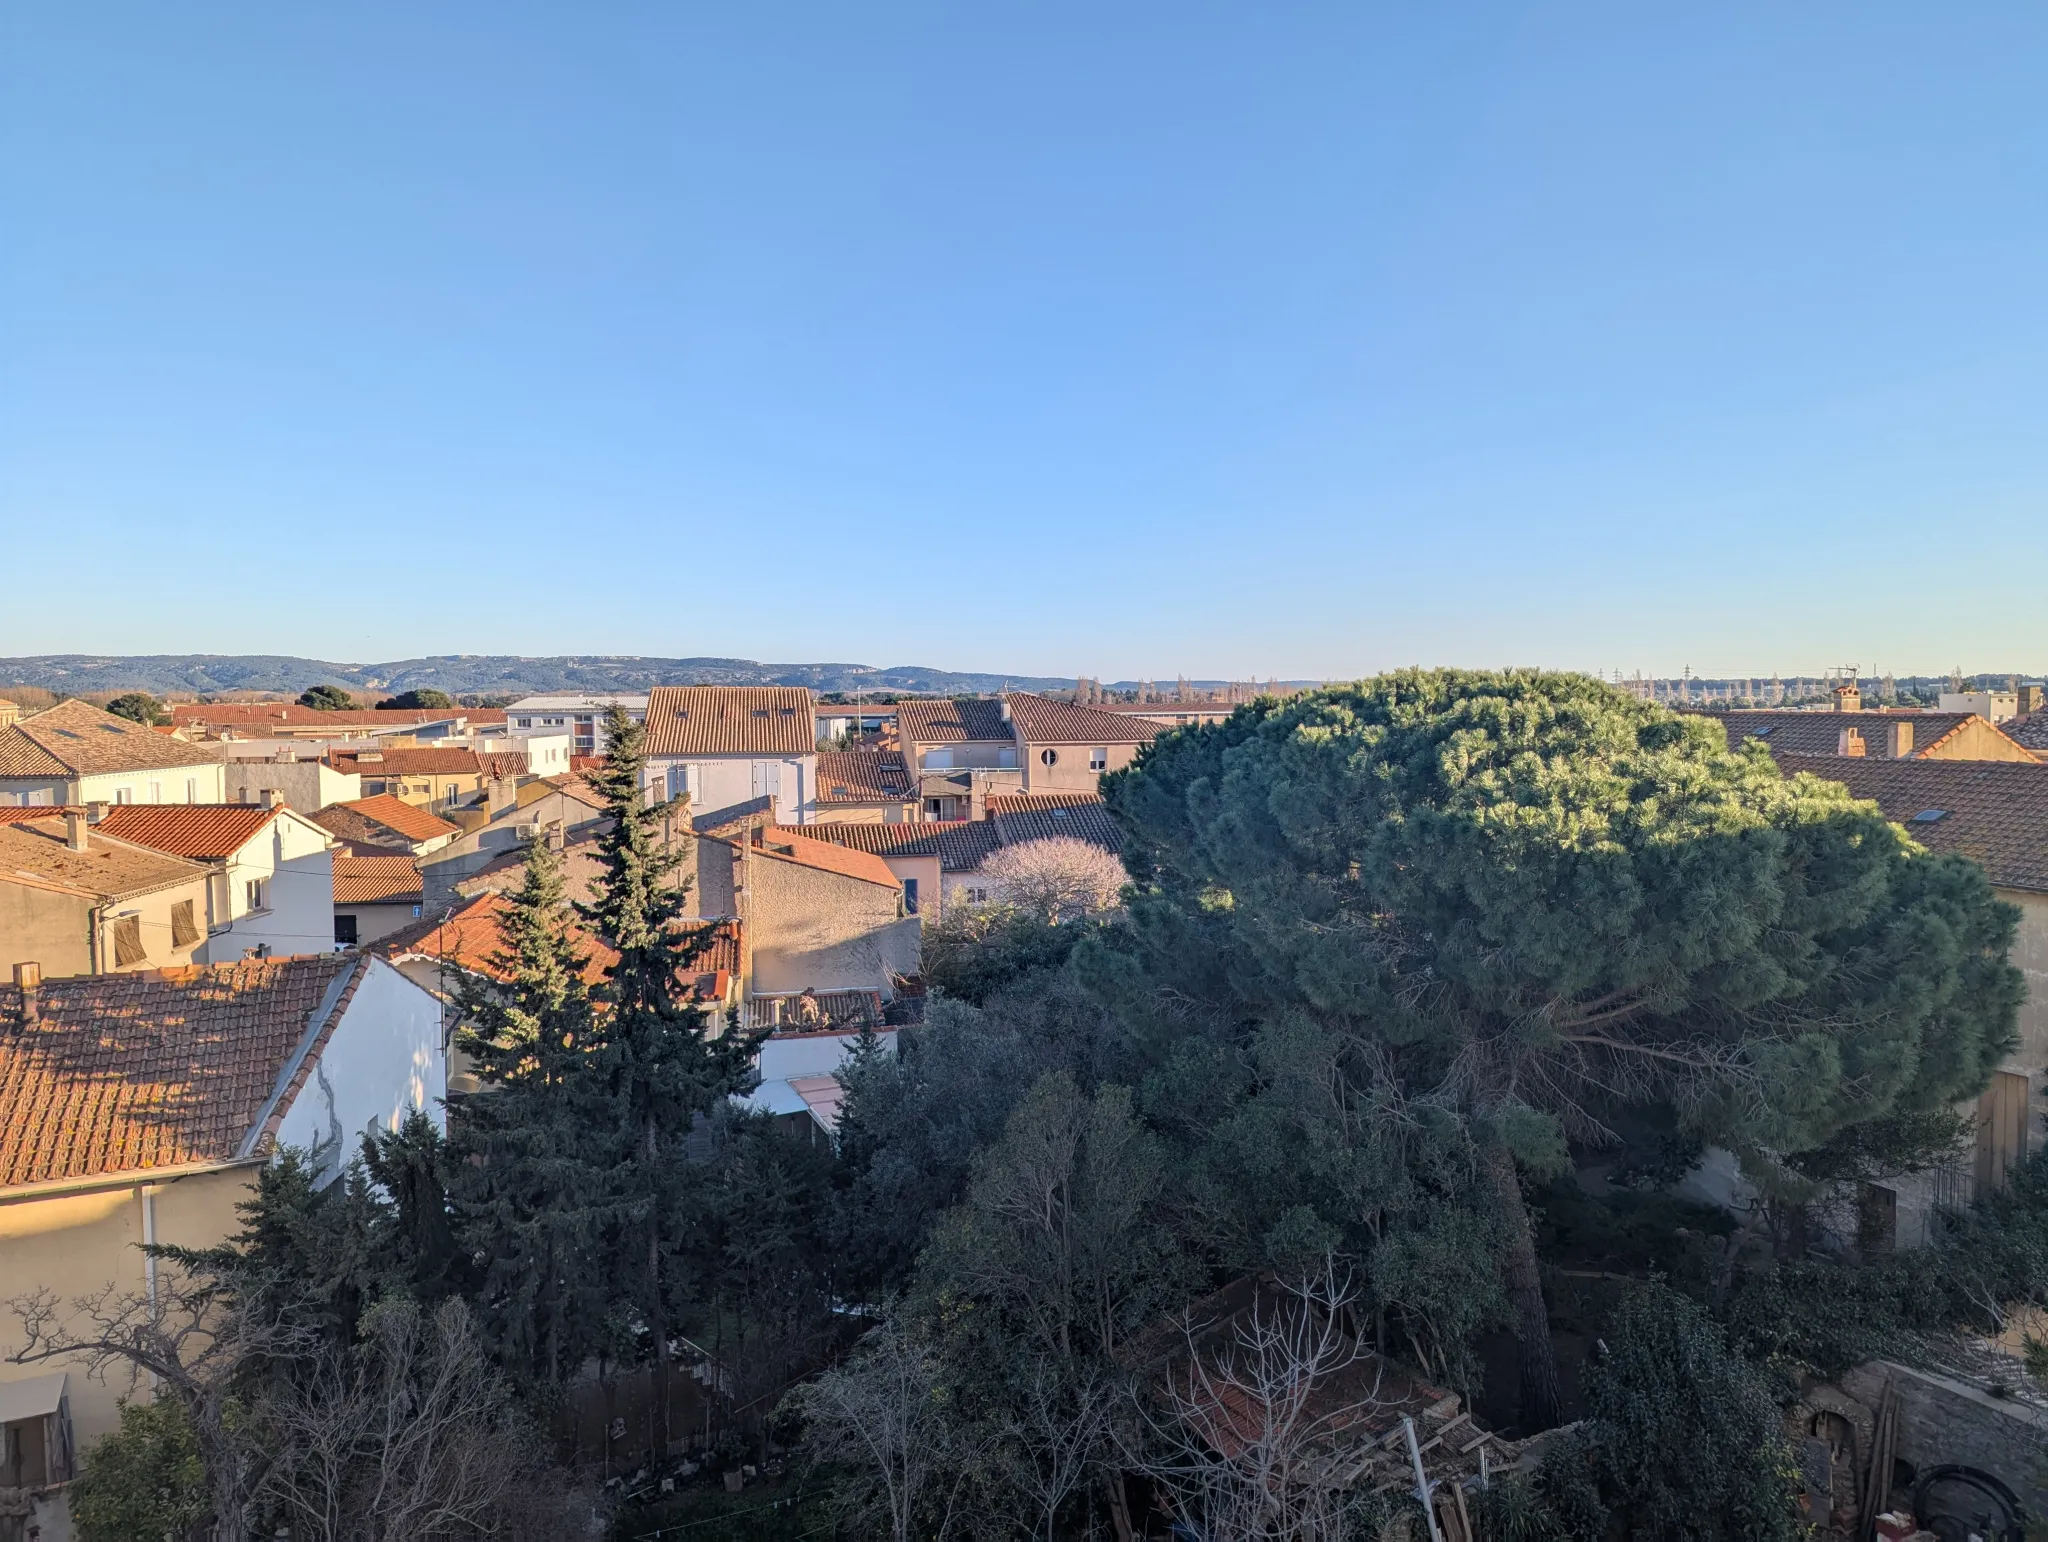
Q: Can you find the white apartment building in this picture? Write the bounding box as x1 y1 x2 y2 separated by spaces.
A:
505 694 650 758
639 686 817 824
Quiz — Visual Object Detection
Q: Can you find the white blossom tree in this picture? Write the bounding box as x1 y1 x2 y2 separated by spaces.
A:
977 838 1127 923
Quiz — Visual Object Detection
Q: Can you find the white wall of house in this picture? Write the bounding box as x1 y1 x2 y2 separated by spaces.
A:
274 959 446 1179
20 763 230 807
646 754 817 824
200 813 339 963
758 1028 898 1082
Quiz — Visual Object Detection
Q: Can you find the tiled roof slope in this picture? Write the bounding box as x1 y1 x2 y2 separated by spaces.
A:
371 893 737 994
755 829 902 889
2008 709 2048 754
94 804 282 860
895 699 1012 745
642 687 816 757
1003 694 1165 745
787 819 1003 872
817 751 913 803
992 803 1126 855
985 791 1104 817
1698 709 2000 760
477 752 528 779
0 818 210 900
313 795 460 844
333 855 422 905
0 698 223 776
0 954 367 1187
329 748 483 776
1780 754 2048 894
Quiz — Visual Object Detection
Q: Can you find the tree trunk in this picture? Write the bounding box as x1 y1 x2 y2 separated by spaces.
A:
648 1118 672 1461
1481 1142 1562 1430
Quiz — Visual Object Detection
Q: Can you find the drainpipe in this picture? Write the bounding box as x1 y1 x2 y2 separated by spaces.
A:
141 1182 160 1390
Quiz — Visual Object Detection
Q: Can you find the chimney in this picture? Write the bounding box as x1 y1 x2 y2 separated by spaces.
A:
968 775 987 822
274 747 295 763
999 698 1012 723
1886 721 1914 759
65 811 90 851
86 801 109 824
1839 727 1866 757
12 962 39 1027
262 787 284 810
2020 684 2045 716
487 775 516 818
1834 683 1861 712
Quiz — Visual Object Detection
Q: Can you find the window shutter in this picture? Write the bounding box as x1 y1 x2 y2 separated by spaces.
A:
170 899 201 948
112 915 146 967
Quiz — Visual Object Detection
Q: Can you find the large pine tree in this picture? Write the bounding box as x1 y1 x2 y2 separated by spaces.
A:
577 704 755 1453
1092 669 2022 1427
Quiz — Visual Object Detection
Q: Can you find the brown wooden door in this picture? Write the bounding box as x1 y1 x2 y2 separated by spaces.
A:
1974 1071 2032 1195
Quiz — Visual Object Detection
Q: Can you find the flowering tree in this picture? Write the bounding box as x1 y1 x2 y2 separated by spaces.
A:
978 838 1128 922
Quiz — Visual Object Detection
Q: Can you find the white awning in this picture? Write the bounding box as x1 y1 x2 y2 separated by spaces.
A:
0 1372 66 1424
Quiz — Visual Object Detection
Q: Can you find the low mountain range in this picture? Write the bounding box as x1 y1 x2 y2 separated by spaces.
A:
0 654 1092 699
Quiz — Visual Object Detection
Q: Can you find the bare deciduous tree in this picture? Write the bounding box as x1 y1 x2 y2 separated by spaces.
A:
1127 1265 1389 1542
999 1351 1120 1542
793 1324 990 1542
977 838 1128 923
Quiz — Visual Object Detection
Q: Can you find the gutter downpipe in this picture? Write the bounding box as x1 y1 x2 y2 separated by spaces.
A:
140 1183 160 1390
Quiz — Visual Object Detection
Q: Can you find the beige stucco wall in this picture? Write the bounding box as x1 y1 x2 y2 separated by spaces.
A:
0 876 211 980
1020 739 1141 793
0 1166 257 1451
75 763 227 806
809 802 916 825
746 852 919 995
1923 720 2041 763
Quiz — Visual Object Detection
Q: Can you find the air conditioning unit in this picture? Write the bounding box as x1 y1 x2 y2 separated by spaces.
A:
515 822 542 841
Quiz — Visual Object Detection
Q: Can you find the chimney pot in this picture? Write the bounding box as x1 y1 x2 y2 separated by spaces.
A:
65 811 90 851
1834 683 1862 712
12 962 38 1027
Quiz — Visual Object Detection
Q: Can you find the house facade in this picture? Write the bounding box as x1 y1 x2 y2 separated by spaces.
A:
506 693 649 758
333 856 424 946
641 687 818 825
0 813 214 978
0 952 446 1535
326 747 487 811
0 698 226 807
223 755 363 813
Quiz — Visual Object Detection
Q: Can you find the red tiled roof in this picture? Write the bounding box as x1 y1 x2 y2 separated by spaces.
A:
314 794 459 844
538 773 608 809
0 954 372 1187
328 748 483 776
0 698 223 777
170 704 505 730
895 698 1012 746
816 750 913 803
984 791 1104 817
0 818 212 901
371 894 738 997
478 752 528 779
93 804 282 860
1776 754 2048 894
1693 709 2036 762
785 819 1002 873
333 855 422 905
754 829 903 889
992 802 1125 854
642 687 815 757
1002 693 1165 745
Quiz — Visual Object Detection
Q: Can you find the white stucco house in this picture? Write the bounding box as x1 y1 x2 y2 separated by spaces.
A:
0 698 226 807
641 686 818 825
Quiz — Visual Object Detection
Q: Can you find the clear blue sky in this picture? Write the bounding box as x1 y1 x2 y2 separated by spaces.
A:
4 5 2045 681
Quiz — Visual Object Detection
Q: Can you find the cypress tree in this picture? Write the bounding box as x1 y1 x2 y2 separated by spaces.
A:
577 704 755 1454
446 835 612 1389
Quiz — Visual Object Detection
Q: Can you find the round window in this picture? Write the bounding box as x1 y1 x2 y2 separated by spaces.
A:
1040 748 1059 767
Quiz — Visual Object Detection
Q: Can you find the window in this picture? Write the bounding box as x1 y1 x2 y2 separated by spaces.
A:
113 786 134 804
185 778 198 803
170 899 201 949
901 877 919 915
334 914 360 946
517 717 532 728
1039 748 1059 767
923 749 953 770
1088 747 1108 772
112 915 145 967
667 766 690 803
753 762 782 799
965 886 991 904
148 780 163 803
246 879 267 913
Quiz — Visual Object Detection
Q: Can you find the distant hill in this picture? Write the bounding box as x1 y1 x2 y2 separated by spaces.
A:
0 654 1087 699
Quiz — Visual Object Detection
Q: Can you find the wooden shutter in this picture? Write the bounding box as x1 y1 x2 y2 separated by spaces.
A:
112 915 146 967
170 898 201 949
1974 1071 2031 1195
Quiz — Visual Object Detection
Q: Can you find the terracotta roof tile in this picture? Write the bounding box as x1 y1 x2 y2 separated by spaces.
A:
0 818 212 901
984 791 1104 817
328 748 484 776
1696 709 2031 761
816 750 913 803
754 829 903 889
0 954 368 1187
787 819 1002 873
1776 753 2048 894
1002 694 1165 746
477 752 528 779
370 893 738 996
642 687 815 757
0 699 222 777
333 855 422 905
895 699 1012 746
93 804 283 860
171 705 504 730
312 795 460 845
